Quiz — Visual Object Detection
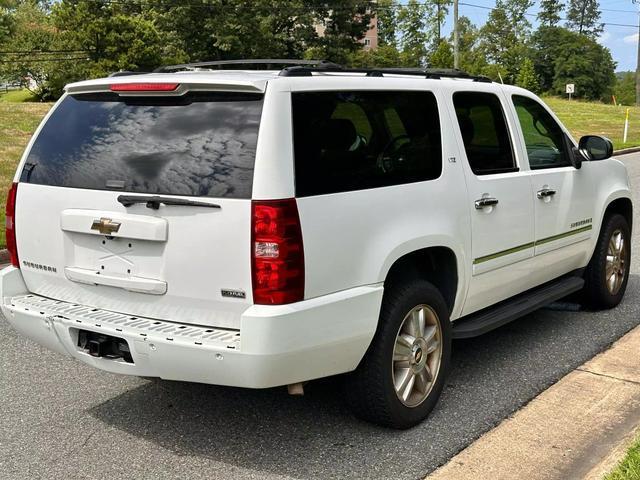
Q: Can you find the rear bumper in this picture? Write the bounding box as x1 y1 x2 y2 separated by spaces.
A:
0 266 383 388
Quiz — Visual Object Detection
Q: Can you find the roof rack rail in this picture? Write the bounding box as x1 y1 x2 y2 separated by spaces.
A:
109 71 150 77
153 59 338 73
279 65 492 82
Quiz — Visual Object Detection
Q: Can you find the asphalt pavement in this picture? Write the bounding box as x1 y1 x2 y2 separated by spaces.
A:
1 152 640 480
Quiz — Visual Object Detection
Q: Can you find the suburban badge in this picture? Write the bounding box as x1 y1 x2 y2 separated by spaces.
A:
221 289 246 299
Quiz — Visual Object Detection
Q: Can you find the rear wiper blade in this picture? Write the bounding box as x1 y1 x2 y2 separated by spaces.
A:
117 195 221 210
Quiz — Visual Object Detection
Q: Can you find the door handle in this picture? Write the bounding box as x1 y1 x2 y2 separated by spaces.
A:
537 188 557 199
475 197 499 210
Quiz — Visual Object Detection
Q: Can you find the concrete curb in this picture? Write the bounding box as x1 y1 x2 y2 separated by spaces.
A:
614 147 640 156
427 325 640 480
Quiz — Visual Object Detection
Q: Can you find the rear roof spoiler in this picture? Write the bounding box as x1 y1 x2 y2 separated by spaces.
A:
65 77 267 95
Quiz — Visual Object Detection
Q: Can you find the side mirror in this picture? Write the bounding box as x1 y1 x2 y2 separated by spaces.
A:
578 135 614 161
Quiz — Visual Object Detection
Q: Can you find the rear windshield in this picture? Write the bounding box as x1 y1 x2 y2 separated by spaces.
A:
21 92 264 198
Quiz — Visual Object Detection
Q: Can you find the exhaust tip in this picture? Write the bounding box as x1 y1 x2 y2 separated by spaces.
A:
287 383 305 396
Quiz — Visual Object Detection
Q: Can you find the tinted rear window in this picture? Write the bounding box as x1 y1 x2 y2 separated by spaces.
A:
21 92 263 198
292 91 442 197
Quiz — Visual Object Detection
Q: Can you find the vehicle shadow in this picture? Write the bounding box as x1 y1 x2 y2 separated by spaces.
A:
89 274 640 480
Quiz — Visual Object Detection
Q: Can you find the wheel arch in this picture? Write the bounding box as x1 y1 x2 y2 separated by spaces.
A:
603 196 633 233
382 245 462 316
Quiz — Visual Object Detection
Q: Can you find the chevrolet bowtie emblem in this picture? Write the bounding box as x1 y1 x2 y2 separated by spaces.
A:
91 217 121 235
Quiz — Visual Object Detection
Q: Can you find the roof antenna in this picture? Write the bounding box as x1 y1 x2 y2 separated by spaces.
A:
498 72 505 84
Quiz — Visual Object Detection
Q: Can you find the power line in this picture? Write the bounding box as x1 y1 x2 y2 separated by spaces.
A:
0 50 90 55
0 57 90 64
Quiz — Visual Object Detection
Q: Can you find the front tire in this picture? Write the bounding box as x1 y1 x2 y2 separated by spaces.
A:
345 280 452 429
583 213 631 309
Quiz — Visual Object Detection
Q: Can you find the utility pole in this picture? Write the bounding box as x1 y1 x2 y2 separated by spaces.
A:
635 1 640 105
436 0 441 40
453 0 459 69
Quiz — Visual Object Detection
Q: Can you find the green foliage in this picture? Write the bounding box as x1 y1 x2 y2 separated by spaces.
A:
448 16 486 75
0 1 73 100
516 58 540 93
614 72 636 106
478 0 533 83
530 25 615 100
429 40 453 69
530 26 565 92
375 0 396 47
538 0 564 28
0 0 17 46
605 432 640 480
566 0 603 38
550 31 616 100
309 1 372 64
397 0 429 67
429 0 452 42
0 0 621 104
348 44 402 68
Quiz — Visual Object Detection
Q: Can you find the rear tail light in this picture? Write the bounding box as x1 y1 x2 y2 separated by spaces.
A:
251 199 304 305
5 182 18 267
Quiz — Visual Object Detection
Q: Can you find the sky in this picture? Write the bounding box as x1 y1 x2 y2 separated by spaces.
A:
439 0 639 72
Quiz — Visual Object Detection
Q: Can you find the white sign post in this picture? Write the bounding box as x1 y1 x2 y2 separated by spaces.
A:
624 108 630 144
566 83 575 101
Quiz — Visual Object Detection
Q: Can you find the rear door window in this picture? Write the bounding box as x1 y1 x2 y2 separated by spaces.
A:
292 91 442 197
21 92 264 198
453 92 516 175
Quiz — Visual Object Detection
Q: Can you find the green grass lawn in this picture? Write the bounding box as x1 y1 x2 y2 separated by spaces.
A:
543 97 640 151
605 434 640 480
0 89 38 103
0 102 52 247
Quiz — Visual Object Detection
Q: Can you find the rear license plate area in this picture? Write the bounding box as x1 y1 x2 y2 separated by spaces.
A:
77 329 133 363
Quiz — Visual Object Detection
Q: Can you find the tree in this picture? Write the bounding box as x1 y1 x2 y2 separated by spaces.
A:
448 16 486 74
375 0 397 47
52 1 167 78
504 0 535 39
538 0 564 28
429 0 452 42
478 0 533 83
0 0 18 47
349 44 402 67
0 1 79 99
147 0 319 62
429 40 453 68
530 26 565 91
516 57 540 92
550 30 616 100
566 0 603 38
397 0 430 67
614 72 636 105
530 25 614 99
307 1 372 64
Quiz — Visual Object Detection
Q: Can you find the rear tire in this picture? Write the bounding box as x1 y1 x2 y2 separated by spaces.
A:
345 279 451 429
583 213 630 310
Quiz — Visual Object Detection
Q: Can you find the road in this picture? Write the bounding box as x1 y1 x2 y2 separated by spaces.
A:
1 152 640 480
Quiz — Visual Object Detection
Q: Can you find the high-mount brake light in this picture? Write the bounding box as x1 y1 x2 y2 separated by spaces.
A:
5 182 18 267
251 199 305 305
110 83 179 92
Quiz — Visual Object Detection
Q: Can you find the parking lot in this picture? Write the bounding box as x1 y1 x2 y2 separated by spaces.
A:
1 152 639 480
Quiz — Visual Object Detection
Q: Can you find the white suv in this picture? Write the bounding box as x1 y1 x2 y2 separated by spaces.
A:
1 61 632 428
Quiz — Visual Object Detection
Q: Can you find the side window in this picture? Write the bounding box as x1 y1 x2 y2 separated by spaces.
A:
292 91 442 197
453 92 516 175
512 95 570 169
